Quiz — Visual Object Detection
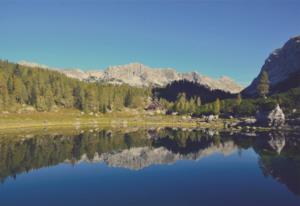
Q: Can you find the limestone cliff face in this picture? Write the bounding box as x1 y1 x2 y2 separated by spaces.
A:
96 63 242 93
19 61 243 94
243 36 300 95
101 63 182 87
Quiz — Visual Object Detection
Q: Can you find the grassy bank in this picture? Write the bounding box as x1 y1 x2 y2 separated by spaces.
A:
0 109 228 131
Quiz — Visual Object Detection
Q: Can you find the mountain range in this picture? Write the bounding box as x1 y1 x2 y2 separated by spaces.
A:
18 35 300 97
18 61 243 94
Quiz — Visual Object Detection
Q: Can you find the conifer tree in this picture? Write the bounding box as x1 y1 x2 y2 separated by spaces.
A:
13 64 21 77
73 84 85 110
85 87 98 112
236 93 242 106
7 76 14 94
124 90 133 107
30 85 39 106
174 93 187 114
13 78 24 103
213 98 220 115
257 71 269 98
44 86 54 111
196 97 201 107
188 97 196 114
0 73 9 109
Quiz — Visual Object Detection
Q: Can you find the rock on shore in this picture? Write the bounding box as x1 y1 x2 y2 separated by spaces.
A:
256 105 285 127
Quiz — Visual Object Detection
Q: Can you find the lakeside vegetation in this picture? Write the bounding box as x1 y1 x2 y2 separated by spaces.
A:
0 60 299 130
157 75 300 118
0 108 230 130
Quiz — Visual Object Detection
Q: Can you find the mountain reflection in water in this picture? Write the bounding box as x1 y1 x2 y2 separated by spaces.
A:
0 128 300 198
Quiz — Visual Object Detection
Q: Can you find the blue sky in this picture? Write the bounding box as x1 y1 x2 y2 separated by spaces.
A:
1 0 300 85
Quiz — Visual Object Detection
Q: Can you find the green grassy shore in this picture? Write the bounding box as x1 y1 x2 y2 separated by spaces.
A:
0 109 230 131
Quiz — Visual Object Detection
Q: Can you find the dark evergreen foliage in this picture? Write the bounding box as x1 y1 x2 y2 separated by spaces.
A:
0 60 150 112
153 80 235 104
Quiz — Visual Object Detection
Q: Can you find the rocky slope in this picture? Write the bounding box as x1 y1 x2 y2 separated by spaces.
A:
243 36 300 96
19 61 243 93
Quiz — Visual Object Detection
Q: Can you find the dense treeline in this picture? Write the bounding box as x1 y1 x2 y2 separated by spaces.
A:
157 72 300 117
1 60 299 117
153 80 235 104
153 80 238 115
0 60 151 112
159 88 300 117
159 92 221 115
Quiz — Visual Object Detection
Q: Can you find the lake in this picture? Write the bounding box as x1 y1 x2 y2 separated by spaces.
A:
0 127 299 206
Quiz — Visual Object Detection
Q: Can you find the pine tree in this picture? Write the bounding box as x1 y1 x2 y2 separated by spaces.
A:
85 87 98 112
7 76 14 94
73 84 85 110
124 90 133 107
213 98 221 115
174 93 187 114
0 73 9 109
196 97 201 107
36 96 47 111
30 85 39 106
257 71 269 98
44 86 54 111
100 104 107 113
13 64 22 77
13 78 24 103
236 93 242 106
188 97 196 114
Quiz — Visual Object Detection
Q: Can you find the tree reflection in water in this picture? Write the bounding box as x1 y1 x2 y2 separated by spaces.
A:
0 128 299 196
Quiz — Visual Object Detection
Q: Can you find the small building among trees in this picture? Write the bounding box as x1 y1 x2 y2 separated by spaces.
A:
145 100 165 114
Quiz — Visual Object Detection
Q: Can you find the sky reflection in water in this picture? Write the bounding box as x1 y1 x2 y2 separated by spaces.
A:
0 128 299 206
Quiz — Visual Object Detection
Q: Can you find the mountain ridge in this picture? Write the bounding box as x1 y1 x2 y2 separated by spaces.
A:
18 61 243 94
243 36 300 96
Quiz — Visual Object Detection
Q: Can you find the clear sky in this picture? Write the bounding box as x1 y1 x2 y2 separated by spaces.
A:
1 0 300 85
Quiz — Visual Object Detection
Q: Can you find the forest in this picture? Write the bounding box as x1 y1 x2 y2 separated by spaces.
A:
1 60 299 118
0 60 151 112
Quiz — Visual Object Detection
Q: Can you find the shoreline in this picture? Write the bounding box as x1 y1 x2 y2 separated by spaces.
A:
0 111 297 132
0 111 228 131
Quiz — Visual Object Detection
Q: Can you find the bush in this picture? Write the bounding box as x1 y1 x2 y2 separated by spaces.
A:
235 100 258 116
259 100 277 112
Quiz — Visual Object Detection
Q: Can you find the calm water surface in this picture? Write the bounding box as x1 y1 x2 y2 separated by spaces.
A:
0 128 299 206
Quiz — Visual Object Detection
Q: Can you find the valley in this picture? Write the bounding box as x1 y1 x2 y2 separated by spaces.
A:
0 36 300 132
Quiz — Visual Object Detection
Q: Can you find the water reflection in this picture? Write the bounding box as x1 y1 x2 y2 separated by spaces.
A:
0 128 300 197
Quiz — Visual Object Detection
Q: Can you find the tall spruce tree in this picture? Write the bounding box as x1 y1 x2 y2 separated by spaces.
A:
236 93 242 106
213 98 221 115
124 90 134 107
73 84 85 110
257 71 270 98
0 73 9 109
196 97 201 107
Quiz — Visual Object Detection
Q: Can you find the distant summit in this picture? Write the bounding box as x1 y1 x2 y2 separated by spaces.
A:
19 61 243 94
243 36 300 96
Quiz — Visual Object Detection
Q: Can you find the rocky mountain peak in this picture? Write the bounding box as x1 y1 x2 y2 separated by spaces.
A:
18 61 243 93
243 35 300 95
101 63 243 93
